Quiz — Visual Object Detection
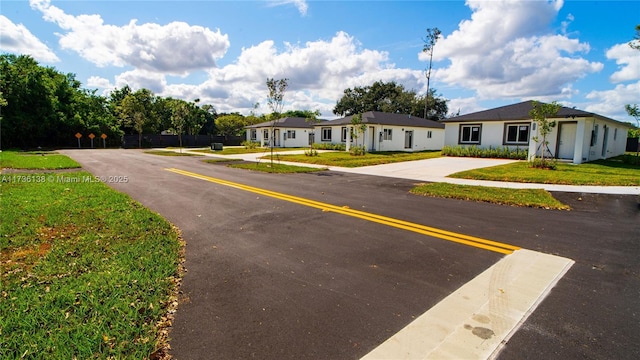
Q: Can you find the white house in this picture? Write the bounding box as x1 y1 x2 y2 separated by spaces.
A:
315 111 445 152
245 117 327 148
442 100 632 164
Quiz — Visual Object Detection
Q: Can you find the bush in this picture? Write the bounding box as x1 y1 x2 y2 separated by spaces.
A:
304 148 319 157
241 140 260 149
529 158 557 170
349 145 366 156
442 145 527 160
312 143 346 151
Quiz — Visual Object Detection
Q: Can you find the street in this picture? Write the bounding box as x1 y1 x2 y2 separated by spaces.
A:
61 149 640 360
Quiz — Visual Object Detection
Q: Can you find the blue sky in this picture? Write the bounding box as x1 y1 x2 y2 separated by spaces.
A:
1 0 639 123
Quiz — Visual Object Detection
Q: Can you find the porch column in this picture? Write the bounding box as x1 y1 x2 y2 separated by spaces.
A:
573 120 585 164
346 126 351 152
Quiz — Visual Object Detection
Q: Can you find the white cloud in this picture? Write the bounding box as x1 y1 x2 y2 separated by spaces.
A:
267 0 308 16
606 43 640 83
29 0 229 75
585 81 640 122
86 76 112 89
424 0 602 100
114 69 167 94
0 15 59 62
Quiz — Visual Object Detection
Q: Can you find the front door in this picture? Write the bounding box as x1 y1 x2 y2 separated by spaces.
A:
369 126 376 151
404 130 413 149
557 122 577 160
273 129 280 147
601 126 609 157
308 132 315 146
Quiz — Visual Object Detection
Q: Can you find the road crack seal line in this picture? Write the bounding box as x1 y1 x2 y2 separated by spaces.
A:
165 168 520 254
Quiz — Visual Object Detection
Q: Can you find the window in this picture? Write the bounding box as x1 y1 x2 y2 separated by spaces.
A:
263 129 269 140
459 124 481 144
250 129 257 141
321 127 332 141
341 127 348 142
504 123 530 145
427 130 432 139
286 130 296 139
614 128 618 140
383 128 392 141
590 124 599 146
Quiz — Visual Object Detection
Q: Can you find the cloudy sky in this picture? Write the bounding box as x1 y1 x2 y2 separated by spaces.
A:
1 0 638 122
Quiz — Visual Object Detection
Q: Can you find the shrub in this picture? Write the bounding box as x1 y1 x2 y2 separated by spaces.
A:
241 140 260 149
529 158 557 170
304 148 319 157
349 145 366 156
312 143 346 151
442 145 527 160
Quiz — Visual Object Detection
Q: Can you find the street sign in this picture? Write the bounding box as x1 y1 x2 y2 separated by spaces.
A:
101 133 107 148
101 133 107 139
88 133 95 148
75 133 82 148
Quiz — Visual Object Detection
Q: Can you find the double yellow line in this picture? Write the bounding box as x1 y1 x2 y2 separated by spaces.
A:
166 168 520 254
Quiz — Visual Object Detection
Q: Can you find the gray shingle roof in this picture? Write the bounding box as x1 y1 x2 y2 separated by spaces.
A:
441 100 625 125
245 117 327 129
324 111 444 128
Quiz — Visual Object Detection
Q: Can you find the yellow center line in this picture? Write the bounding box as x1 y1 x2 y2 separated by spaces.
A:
166 168 520 254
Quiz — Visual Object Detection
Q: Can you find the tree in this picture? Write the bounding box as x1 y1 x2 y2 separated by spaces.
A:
529 101 561 168
625 104 639 158
266 78 288 168
629 24 640 50
333 80 448 120
422 27 442 119
118 89 156 148
214 114 246 138
349 113 367 156
171 100 190 151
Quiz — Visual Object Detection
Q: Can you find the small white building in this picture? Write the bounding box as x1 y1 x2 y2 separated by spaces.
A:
442 100 632 164
315 111 445 152
245 117 326 148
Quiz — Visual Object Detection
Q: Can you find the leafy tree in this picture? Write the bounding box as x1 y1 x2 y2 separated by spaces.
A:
215 114 246 138
266 78 288 168
171 100 190 150
333 80 448 120
422 27 442 119
629 24 640 50
625 104 639 157
118 89 156 148
349 113 367 156
529 101 561 168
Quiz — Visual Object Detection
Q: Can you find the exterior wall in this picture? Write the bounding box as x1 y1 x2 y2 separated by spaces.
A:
248 127 311 148
315 124 443 152
444 121 532 152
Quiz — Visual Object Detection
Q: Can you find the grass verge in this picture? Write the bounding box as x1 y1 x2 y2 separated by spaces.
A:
266 150 441 167
227 162 326 173
0 151 81 169
192 147 306 155
411 182 570 210
449 158 640 186
144 150 202 156
1 170 182 358
202 158 243 164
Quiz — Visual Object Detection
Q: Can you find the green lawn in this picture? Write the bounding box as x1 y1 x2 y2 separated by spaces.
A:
0 155 182 358
411 183 570 210
449 158 640 186
0 150 81 169
144 150 202 156
267 150 442 168
192 147 306 155
227 162 327 173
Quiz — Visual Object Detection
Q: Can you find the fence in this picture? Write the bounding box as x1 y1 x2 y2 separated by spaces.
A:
121 134 244 149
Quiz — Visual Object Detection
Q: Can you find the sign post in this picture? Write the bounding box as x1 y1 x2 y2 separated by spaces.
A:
101 133 107 148
75 132 82 148
88 133 96 148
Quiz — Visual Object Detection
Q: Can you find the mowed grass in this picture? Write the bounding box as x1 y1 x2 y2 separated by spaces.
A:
449 158 640 186
227 162 326 173
144 150 202 156
1 158 182 358
267 150 442 167
0 151 81 169
192 147 306 155
411 182 570 210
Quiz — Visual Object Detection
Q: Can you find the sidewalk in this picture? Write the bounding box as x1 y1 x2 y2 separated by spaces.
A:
169 148 640 195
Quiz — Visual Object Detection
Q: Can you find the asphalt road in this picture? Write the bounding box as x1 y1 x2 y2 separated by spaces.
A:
61 149 639 360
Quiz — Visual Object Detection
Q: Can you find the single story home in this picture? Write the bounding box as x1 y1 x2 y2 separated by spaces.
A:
441 100 632 164
245 117 327 148
317 111 445 152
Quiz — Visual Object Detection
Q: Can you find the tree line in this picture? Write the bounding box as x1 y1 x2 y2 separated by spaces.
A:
0 53 449 149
